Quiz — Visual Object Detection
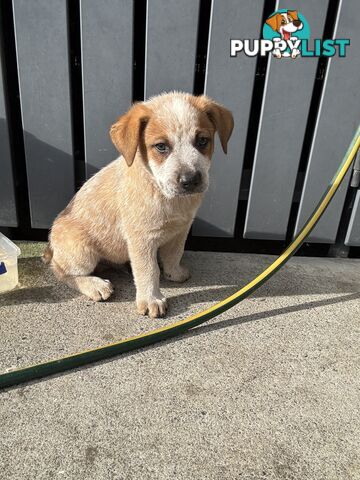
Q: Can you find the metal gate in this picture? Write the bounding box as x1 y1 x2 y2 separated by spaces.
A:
0 0 359 255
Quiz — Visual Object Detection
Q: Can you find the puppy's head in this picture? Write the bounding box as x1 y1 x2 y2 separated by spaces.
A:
110 92 234 198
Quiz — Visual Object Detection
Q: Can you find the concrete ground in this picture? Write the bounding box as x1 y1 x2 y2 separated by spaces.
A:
0 242 359 480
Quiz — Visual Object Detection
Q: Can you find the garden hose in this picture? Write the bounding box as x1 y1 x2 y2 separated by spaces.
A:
1 126 359 390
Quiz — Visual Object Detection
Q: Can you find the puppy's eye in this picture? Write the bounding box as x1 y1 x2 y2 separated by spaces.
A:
196 137 209 148
281 18 286 24
154 143 169 154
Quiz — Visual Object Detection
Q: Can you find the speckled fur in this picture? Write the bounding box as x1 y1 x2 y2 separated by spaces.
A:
46 92 233 318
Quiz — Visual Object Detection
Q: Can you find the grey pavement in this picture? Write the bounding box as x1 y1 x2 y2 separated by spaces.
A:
0 242 359 480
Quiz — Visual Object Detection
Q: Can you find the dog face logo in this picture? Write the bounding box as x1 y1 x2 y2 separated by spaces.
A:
231 10 349 59
263 9 310 58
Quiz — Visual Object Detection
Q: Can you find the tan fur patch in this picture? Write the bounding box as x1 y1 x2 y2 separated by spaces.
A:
110 103 151 166
189 95 234 153
144 118 172 165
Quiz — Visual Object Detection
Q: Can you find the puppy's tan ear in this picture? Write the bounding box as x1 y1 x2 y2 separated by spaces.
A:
110 103 151 166
287 10 299 21
266 13 281 31
193 96 234 154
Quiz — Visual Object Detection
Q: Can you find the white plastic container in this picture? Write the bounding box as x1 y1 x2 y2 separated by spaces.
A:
0 233 21 293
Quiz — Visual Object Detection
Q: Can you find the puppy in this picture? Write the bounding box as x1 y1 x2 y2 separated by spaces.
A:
266 10 303 58
44 92 234 318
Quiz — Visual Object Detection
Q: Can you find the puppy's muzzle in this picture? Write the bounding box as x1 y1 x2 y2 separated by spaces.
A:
178 171 203 193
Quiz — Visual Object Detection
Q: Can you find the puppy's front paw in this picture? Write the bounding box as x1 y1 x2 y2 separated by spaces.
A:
137 296 168 318
164 265 191 283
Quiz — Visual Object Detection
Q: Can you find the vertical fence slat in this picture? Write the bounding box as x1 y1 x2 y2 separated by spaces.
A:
294 0 359 243
0 51 17 227
13 0 74 228
80 0 133 177
244 1 328 240
345 191 360 246
144 0 200 98
193 0 265 237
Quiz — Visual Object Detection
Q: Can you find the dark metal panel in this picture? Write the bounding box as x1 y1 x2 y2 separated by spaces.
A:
13 0 74 228
345 191 360 246
244 0 328 240
295 0 359 243
193 0 265 237
0 51 17 227
80 0 133 177
145 0 200 98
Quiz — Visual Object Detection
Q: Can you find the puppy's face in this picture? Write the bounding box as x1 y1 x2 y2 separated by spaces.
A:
110 93 234 198
143 101 214 197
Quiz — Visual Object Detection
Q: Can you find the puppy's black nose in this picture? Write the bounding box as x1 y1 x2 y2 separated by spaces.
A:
293 19 301 27
179 171 202 191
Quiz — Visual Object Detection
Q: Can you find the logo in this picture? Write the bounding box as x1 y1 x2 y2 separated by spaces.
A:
0 262 7 275
230 8 350 59
263 9 309 58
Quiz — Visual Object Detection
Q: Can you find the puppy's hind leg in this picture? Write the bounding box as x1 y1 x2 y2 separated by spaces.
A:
66 274 114 302
51 254 114 302
159 226 191 283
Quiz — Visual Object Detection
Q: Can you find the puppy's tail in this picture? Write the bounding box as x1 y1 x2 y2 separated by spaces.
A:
42 244 53 265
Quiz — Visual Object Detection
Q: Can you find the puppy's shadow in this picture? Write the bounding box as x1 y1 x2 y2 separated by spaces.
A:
98 264 237 316
94 263 235 314
0 285 78 307
0 257 79 307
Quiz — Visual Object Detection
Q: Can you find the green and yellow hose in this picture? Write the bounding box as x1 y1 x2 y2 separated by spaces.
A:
1 126 359 390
